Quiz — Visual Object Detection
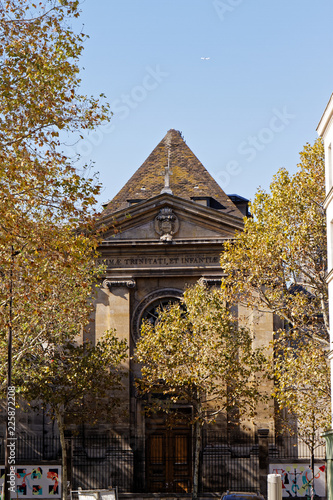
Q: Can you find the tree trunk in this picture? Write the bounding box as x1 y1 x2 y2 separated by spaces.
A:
310 450 315 500
55 410 68 500
4 249 14 500
192 420 202 500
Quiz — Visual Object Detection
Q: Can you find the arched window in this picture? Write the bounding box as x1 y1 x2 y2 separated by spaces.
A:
132 289 183 342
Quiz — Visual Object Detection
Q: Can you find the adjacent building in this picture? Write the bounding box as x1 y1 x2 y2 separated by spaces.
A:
317 94 333 500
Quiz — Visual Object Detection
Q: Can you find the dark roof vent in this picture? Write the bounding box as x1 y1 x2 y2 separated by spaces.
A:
191 196 226 210
227 194 250 217
127 199 145 206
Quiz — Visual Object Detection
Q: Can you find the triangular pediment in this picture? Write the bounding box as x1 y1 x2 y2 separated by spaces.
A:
100 193 244 243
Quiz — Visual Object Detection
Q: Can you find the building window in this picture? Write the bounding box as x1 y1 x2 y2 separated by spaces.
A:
132 289 183 342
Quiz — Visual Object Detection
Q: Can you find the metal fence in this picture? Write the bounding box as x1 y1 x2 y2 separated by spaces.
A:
268 433 326 460
0 432 326 493
70 435 138 493
0 436 61 462
201 433 259 493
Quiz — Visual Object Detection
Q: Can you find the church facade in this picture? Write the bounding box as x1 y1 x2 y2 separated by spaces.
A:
92 129 275 438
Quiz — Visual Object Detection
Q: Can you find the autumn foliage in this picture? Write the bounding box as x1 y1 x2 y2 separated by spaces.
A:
220 139 330 450
135 282 267 500
0 0 111 388
0 3 119 499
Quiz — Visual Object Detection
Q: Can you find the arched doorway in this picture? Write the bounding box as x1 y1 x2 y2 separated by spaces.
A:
133 290 193 493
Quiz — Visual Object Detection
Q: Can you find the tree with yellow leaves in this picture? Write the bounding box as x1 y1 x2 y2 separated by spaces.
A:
0 0 111 382
19 333 128 500
0 2 116 500
220 139 329 500
221 139 327 346
135 283 267 500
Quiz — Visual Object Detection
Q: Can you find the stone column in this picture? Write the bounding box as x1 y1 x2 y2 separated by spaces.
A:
258 428 270 498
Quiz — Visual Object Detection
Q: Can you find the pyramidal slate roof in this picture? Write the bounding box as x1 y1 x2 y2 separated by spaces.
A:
103 129 243 218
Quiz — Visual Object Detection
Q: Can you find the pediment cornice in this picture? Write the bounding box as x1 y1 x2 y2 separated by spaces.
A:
99 193 244 241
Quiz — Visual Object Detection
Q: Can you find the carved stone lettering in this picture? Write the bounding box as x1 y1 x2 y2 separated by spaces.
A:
98 254 220 269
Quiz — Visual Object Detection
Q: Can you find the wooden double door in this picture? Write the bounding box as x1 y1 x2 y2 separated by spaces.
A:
146 411 192 493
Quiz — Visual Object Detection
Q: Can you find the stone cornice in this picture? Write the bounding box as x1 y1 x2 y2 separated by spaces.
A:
100 238 229 246
317 93 333 136
324 186 333 210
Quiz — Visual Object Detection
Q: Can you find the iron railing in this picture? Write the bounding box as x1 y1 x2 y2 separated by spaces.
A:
0 432 326 493
268 433 326 460
0 436 61 462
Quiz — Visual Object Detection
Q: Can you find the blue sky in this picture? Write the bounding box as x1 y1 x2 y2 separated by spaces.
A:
72 0 333 208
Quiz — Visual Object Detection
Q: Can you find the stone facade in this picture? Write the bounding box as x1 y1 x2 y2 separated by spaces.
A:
1 130 276 443
90 129 275 438
317 96 333 407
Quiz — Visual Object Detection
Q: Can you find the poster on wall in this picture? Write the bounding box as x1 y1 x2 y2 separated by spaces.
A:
0 466 61 498
269 464 326 498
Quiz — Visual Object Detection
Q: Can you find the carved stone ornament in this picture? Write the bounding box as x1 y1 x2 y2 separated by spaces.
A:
103 279 136 290
198 277 222 287
154 207 179 242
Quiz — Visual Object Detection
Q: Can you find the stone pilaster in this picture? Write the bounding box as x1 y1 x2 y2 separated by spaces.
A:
258 428 270 498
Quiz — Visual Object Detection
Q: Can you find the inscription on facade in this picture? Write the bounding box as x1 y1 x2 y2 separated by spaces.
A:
99 254 220 269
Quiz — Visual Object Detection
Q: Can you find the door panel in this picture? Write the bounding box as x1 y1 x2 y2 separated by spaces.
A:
173 434 191 492
147 434 166 491
146 413 192 493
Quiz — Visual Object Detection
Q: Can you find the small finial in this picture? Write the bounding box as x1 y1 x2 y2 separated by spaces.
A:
161 146 173 195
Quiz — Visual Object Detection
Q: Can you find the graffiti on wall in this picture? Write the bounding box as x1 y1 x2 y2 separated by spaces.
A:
0 466 61 498
269 464 326 498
